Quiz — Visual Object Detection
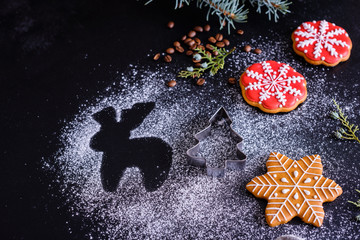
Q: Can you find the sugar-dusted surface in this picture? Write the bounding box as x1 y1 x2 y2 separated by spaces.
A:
48 33 360 239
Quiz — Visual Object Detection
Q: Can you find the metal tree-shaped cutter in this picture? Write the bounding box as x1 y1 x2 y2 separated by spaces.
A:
186 107 247 177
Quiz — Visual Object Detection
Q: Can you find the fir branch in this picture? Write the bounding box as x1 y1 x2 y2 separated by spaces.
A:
145 0 292 30
197 0 248 33
246 0 291 22
348 189 360 221
330 99 360 144
178 45 235 78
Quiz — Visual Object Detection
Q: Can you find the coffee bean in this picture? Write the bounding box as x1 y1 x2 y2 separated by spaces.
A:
228 77 236 85
198 45 206 50
194 38 201 45
175 46 184 53
195 63 202 67
153 53 161 61
181 35 187 41
205 51 211 57
164 55 172 62
196 78 205 86
213 51 219 56
187 40 196 47
186 50 194 56
237 29 244 35
167 21 175 29
216 41 225 48
189 44 197 50
166 48 175 54
184 38 192 44
204 24 211 32
254 48 262 54
188 30 196 38
215 33 223 41
194 26 203 32
222 20 226 27
244 45 251 52
208 37 216 44
223 39 230 46
206 44 214 51
173 41 181 47
167 80 176 87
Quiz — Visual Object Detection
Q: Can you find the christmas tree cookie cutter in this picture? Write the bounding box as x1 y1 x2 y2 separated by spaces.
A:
186 107 247 177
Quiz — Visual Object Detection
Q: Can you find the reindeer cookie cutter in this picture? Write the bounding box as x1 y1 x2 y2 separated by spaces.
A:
186 107 247 177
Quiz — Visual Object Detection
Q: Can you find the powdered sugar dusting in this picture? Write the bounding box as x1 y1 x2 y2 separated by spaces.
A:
46 33 360 239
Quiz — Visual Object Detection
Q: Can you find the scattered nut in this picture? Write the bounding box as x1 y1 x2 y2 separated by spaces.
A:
194 26 203 32
237 29 244 35
188 30 196 38
228 77 236 85
196 78 205 86
167 80 176 87
244 45 251 52
215 33 223 42
166 48 175 54
164 55 172 63
153 53 161 61
254 48 262 54
167 21 175 29
204 24 211 31
208 37 216 44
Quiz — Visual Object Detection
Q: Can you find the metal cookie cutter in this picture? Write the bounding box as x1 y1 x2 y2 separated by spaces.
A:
186 107 247 177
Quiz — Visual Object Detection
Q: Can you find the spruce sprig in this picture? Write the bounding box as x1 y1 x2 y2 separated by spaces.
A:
197 0 249 33
247 0 291 22
348 189 360 221
178 45 235 78
330 99 360 144
145 0 291 32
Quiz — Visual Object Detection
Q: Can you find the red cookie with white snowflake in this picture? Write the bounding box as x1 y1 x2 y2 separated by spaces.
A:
292 20 352 66
239 61 307 114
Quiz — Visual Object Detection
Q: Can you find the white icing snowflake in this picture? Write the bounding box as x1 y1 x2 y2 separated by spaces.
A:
294 20 350 59
244 61 304 107
246 152 342 227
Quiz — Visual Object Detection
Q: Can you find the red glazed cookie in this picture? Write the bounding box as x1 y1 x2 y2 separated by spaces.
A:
292 20 352 66
246 152 343 227
239 61 307 114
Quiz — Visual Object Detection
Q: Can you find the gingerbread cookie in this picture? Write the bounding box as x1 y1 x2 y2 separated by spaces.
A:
239 61 307 114
246 152 342 227
292 20 352 66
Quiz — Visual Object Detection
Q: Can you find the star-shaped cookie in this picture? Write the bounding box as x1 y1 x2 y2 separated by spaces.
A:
246 152 342 227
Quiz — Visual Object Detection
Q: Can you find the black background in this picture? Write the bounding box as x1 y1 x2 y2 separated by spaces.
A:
1 0 359 239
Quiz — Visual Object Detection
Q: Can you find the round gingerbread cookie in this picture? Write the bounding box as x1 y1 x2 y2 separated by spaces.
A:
239 61 307 114
292 20 352 66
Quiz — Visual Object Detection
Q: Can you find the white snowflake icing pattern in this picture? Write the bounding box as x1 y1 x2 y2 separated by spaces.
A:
294 20 350 59
247 153 342 226
244 61 304 107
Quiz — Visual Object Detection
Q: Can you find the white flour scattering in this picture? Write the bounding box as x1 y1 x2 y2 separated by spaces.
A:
48 33 360 239
199 120 238 168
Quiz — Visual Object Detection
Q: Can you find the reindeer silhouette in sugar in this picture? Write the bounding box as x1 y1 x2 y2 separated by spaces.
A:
90 102 172 192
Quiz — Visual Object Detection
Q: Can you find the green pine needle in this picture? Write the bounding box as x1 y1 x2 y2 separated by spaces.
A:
178 45 235 78
330 99 360 144
247 0 291 22
145 0 291 31
198 0 249 33
348 189 360 221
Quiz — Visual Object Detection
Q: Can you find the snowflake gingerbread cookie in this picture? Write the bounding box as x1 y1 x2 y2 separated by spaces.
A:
246 152 342 227
292 20 352 66
239 61 307 114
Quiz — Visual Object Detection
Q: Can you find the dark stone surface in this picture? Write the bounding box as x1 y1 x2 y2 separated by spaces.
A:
1 0 359 239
